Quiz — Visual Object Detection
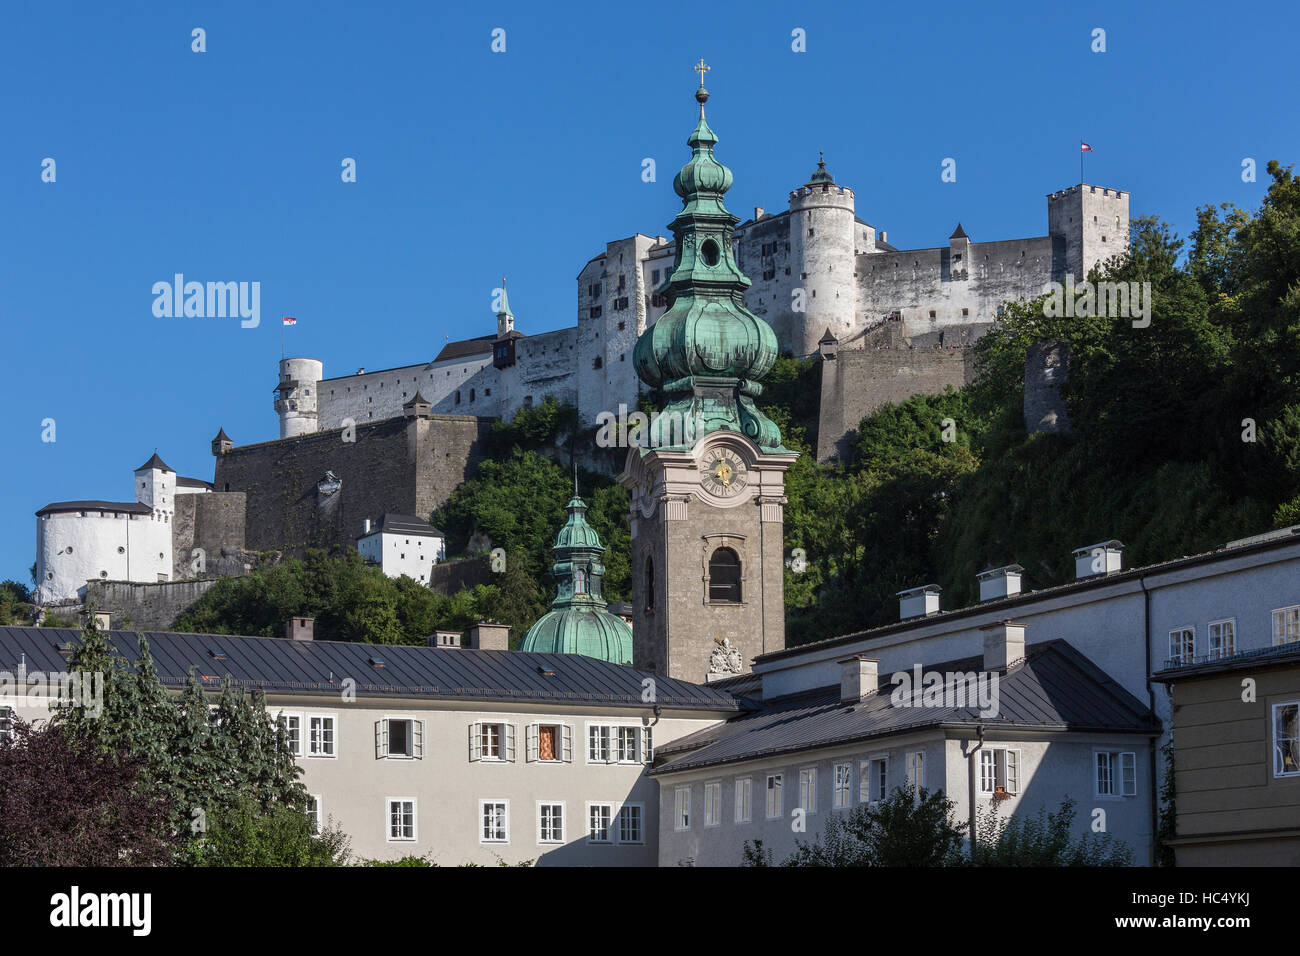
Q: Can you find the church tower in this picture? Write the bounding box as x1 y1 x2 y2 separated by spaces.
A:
619 66 799 683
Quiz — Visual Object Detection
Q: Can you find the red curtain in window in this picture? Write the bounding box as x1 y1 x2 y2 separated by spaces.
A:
539 726 556 761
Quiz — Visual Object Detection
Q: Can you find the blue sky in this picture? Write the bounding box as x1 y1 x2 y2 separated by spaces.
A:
1 0 1295 584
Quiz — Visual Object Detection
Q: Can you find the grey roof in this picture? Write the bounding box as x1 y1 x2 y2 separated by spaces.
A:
950 222 969 240
135 452 173 472
434 336 496 362
651 640 1158 775
36 500 153 517
362 513 445 538
176 477 213 490
0 627 742 712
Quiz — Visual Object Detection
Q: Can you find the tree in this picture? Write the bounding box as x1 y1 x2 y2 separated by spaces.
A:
0 718 179 866
970 796 1132 866
185 795 350 867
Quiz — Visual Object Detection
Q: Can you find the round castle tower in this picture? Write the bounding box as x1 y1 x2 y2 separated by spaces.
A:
788 155 857 356
274 357 323 438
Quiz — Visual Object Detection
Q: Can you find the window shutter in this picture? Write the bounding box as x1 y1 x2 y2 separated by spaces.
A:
375 720 387 759
526 723 538 762
642 726 654 763
1121 752 1136 796
413 720 425 759
562 724 574 762
469 722 482 761
1008 750 1020 794
606 728 616 764
980 750 994 792
506 724 517 762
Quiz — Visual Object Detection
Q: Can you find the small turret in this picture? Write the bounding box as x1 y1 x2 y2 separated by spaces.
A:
949 222 970 280
403 391 432 419
496 277 515 338
211 427 233 457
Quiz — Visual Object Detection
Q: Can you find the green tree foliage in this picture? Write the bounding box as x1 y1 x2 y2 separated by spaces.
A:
970 796 1132 866
0 580 30 625
184 795 351 867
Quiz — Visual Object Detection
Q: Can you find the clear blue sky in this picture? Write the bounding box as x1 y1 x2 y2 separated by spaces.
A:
1 0 1294 584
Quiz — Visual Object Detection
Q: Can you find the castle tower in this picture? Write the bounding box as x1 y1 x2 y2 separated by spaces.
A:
620 68 798 682
948 222 971 280
1047 184 1131 282
787 153 857 356
496 277 515 338
134 451 175 515
211 427 233 457
274 357 323 438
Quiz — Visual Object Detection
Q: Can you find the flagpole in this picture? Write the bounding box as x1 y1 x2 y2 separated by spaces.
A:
1080 137 1083 183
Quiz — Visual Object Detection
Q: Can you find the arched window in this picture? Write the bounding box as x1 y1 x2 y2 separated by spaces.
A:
708 547 742 603
645 557 655 610
574 568 587 595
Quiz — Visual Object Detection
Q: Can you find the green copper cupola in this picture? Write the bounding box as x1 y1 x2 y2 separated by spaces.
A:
519 494 634 665
633 64 786 452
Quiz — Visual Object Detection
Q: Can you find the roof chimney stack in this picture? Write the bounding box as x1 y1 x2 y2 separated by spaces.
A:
977 564 1023 602
982 621 1026 672
1073 540 1123 579
427 631 462 649
286 617 315 641
469 622 510 652
839 656 879 705
897 584 941 620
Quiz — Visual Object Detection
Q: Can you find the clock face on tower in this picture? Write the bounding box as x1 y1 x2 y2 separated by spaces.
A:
699 446 748 499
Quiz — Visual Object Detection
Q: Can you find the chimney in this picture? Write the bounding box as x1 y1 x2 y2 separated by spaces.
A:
982 621 1027 671
840 656 879 705
286 617 315 641
469 622 510 652
1072 540 1123 579
427 631 462 649
976 564 1023 602
753 206 765 220
897 584 941 620
362 518 372 535
879 230 887 243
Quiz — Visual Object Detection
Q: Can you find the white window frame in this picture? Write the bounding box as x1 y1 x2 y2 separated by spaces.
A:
469 721 516 763
765 773 783 819
906 751 925 794
734 777 752 823
376 714 424 759
860 755 889 803
307 713 337 758
618 803 645 845
1273 606 1300 646
1094 750 1138 797
386 797 416 842
586 723 613 764
832 762 852 809
1272 701 1300 778
526 722 573 763
479 799 509 843
1169 626 1195 664
704 781 722 827
1207 619 1236 660
537 801 565 844
674 785 691 831
979 748 1021 795
799 767 818 813
587 802 614 844
277 711 303 757
616 725 641 764
305 794 322 835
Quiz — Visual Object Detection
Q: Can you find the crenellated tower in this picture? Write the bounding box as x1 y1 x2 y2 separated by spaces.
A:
787 154 858 355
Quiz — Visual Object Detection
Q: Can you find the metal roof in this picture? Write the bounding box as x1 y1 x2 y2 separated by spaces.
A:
651 640 1158 775
362 513 444 538
35 500 153 517
433 336 496 363
0 627 741 712
135 452 174 473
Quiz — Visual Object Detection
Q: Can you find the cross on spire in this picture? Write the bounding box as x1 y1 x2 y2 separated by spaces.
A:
693 58 710 88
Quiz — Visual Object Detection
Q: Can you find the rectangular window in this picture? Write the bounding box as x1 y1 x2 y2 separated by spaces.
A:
618 804 644 844
704 781 721 826
832 763 852 809
0 706 13 745
482 723 501 759
1274 702 1300 777
651 269 660 283
305 795 321 835
1095 751 1137 796
674 786 691 831
469 722 515 762
735 777 752 823
799 768 817 813
589 306 602 319
907 751 925 794
1208 619 1236 659
481 800 508 843
979 748 1021 794
859 756 888 803
1273 607 1300 646
589 803 613 843
587 724 612 763
378 717 424 759
766 774 783 818
527 723 571 762
308 715 336 757
1169 627 1195 664
387 798 415 841
277 712 302 756
617 726 640 763
538 803 564 843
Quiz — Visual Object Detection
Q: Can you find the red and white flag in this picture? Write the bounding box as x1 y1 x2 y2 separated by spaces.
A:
283 316 297 326
1080 142 1094 152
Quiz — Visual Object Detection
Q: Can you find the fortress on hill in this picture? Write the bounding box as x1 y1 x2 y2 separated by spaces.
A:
33 107 1125 617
